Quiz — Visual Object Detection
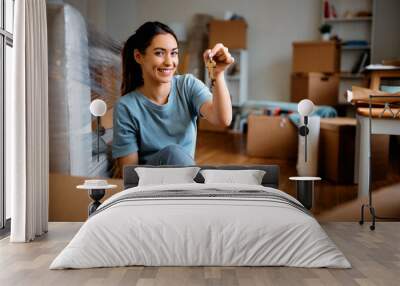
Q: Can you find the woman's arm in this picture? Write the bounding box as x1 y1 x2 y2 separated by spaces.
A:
117 152 139 171
113 101 140 176
200 43 234 127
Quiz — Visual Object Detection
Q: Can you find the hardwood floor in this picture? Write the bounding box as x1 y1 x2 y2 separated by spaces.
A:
1 222 400 286
195 131 400 216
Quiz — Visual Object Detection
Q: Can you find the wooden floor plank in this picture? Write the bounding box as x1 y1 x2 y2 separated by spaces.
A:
1 222 400 285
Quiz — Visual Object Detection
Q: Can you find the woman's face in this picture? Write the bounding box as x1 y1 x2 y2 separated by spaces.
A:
135 33 179 85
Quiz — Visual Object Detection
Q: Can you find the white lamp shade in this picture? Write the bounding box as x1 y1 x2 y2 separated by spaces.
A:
298 99 314 116
90 99 107 117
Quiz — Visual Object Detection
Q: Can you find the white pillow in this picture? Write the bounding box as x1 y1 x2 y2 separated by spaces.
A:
135 167 200 186
200 169 266 185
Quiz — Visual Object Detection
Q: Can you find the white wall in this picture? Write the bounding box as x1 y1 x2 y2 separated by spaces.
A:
105 0 138 42
95 0 321 101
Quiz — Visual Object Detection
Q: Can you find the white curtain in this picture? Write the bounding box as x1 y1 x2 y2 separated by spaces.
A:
7 0 49 242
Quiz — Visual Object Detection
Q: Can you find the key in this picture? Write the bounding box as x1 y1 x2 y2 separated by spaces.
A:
206 54 216 87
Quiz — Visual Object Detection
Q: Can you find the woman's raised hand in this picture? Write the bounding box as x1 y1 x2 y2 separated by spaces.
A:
203 43 235 78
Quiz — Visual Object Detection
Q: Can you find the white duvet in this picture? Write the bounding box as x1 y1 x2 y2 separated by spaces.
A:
50 183 351 269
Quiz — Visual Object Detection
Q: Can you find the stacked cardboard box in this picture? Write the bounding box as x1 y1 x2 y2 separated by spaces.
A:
247 114 298 159
291 73 339 106
208 20 247 49
319 118 356 183
291 41 340 106
292 41 340 73
319 117 389 184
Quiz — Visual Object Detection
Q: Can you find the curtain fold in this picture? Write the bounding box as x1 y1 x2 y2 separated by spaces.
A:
8 0 49 242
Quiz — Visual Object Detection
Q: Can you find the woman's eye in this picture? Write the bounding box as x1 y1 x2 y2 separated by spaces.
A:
155 51 164 56
171 51 179 57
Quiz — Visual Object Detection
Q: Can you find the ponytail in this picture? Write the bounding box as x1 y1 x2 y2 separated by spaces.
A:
120 21 178 96
121 35 143 95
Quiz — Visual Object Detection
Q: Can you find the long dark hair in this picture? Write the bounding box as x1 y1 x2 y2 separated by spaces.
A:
121 21 178 96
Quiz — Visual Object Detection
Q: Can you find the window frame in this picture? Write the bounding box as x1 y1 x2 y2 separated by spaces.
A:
1 0 14 232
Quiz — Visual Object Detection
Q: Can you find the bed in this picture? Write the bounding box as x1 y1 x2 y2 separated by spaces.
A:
50 165 350 269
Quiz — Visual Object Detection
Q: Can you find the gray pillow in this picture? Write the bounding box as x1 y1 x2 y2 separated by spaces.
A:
200 169 266 185
135 167 201 186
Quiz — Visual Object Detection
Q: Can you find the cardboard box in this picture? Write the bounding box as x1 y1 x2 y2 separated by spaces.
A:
319 117 389 183
49 173 123 222
208 20 247 49
198 117 228 132
292 41 340 73
291 72 339 106
319 118 356 183
370 134 390 181
247 115 298 159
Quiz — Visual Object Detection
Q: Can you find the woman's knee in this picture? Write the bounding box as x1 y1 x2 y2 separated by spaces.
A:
160 144 194 165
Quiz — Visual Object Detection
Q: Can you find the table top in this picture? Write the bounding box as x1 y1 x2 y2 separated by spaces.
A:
289 176 321 181
76 185 117 190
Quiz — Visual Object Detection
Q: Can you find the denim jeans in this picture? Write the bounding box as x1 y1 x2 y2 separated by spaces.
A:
144 144 195 166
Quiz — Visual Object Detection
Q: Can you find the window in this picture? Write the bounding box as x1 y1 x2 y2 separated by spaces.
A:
1 0 14 233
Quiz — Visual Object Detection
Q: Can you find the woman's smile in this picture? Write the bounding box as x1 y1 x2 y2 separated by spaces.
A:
157 67 175 76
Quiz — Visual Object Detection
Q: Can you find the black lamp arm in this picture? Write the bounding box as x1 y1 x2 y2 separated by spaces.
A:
298 116 309 162
97 116 100 162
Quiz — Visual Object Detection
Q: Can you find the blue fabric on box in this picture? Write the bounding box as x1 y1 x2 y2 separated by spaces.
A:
342 40 369 47
381 85 400 93
251 100 337 127
288 107 337 126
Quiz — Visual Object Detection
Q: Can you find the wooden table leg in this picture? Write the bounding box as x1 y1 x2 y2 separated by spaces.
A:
370 73 381 90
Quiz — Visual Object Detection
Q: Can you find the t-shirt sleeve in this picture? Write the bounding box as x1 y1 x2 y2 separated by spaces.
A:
186 74 212 117
112 100 139 159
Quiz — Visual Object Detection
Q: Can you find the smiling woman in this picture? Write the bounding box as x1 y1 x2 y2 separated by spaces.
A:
113 21 234 174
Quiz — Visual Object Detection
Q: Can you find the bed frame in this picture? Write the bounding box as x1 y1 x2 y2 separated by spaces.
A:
123 165 280 189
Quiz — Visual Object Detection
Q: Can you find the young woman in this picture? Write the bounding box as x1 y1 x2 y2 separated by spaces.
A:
112 21 234 171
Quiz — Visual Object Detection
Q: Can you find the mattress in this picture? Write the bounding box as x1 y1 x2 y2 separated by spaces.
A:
50 183 351 269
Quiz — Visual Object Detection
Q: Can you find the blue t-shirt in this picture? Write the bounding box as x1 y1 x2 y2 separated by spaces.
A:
112 74 212 164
